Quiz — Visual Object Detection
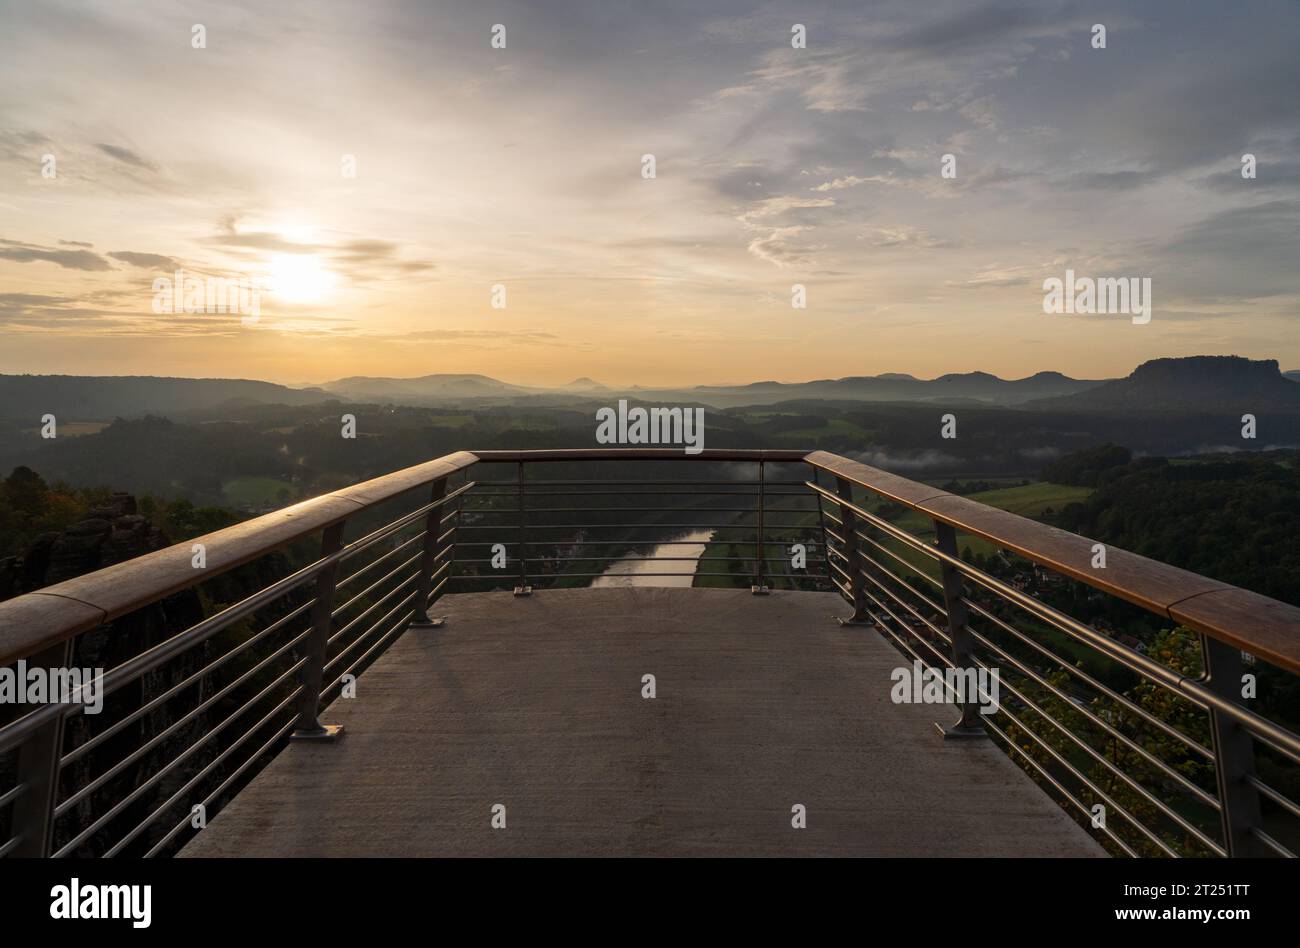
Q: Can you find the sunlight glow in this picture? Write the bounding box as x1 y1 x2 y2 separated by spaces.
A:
268 254 335 304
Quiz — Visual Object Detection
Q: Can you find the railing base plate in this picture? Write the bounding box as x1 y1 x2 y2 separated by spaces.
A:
408 616 447 629
513 586 533 597
291 724 345 742
750 585 770 596
835 615 872 627
935 721 987 740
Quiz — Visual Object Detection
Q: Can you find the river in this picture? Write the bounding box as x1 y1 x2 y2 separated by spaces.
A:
590 528 714 587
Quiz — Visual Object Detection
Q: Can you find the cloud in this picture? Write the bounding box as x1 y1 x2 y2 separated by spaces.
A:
860 226 950 249
811 176 870 192
0 238 113 271
737 195 836 224
957 95 1000 130
328 238 435 277
108 250 179 269
747 225 813 268
95 143 156 171
203 219 434 279
890 3 1064 57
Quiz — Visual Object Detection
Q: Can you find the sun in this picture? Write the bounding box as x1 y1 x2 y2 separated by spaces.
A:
268 254 335 303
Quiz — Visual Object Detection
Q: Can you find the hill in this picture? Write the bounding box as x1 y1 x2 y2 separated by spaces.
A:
319 373 533 401
670 370 1104 408
0 375 330 422
1028 356 1300 413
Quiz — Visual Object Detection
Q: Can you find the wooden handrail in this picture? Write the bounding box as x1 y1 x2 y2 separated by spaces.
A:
0 451 478 665
804 450 1300 675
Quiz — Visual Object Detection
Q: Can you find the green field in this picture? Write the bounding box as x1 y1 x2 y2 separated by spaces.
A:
222 476 297 506
881 481 1093 565
429 413 474 427
962 482 1095 517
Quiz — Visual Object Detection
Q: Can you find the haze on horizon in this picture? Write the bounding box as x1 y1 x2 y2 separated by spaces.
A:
2 0 1298 388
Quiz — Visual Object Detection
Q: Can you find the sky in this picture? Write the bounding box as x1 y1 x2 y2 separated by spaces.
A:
1 0 1298 387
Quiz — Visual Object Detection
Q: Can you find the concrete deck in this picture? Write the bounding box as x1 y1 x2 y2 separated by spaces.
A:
181 588 1105 857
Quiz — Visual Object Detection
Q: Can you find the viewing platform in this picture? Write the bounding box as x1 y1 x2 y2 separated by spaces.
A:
179 587 1101 857
2 449 1298 859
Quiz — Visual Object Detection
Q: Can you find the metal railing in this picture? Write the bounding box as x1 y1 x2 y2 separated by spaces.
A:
0 448 1297 858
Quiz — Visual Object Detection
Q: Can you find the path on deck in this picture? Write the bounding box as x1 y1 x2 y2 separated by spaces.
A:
182 588 1104 857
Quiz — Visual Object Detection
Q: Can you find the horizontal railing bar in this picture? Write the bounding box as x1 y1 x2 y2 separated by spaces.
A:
331 551 423 621
856 531 1215 777
978 677 1191 858
858 549 946 611
0 782 25 810
324 590 420 677
827 558 853 586
55 626 312 818
53 658 308 857
857 581 1199 858
335 531 426 592
805 478 1300 760
143 714 300 858
963 621 1219 805
1247 775 1300 821
327 576 420 648
0 453 479 663
856 566 948 639
102 685 305 858
805 450 1300 675
321 603 418 697
865 594 953 683
1247 727 1300 768
982 715 1141 857
336 481 476 565
1250 826 1297 859
60 601 313 768
855 529 944 587
965 648 1225 847
0 494 466 754
0 565 318 756
961 596 1214 760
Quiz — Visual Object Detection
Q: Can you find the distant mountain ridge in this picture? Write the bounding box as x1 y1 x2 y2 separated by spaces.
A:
1029 356 1300 412
672 369 1104 407
2 358 1290 421
312 369 1107 407
0 375 330 422
321 373 531 400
